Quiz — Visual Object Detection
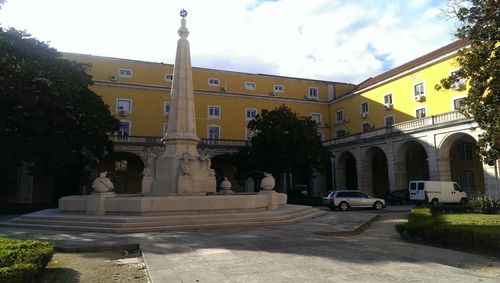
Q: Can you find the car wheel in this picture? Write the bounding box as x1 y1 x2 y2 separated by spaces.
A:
374 201 383 210
339 201 349 211
431 198 439 207
460 198 468 206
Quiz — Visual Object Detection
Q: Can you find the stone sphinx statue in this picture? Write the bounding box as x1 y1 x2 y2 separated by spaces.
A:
91 172 114 193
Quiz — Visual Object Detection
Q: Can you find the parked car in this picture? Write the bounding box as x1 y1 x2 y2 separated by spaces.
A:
408 181 468 206
322 190 385 211
386 189 410 204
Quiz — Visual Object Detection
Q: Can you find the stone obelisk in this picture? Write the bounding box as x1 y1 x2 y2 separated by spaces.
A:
152 10 216 196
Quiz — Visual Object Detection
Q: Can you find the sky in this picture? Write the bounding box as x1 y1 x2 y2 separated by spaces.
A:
0 0 459 84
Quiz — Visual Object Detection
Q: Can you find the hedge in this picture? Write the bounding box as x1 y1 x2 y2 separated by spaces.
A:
396 207 500 255
0 237 54 283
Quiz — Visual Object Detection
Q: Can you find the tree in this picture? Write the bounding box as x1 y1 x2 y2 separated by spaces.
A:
234 105 331 187
0 28 120 176
438 0 500 164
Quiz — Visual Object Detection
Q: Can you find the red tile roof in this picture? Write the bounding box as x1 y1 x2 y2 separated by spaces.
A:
355 39 470 92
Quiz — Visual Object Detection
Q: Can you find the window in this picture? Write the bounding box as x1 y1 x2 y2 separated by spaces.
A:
361 102 369 114
384 93 393 105
384 115 394 127
336 128 349 137
415 107 426 118
336 110 344 123
116 99 132 113
457 143 473 160
362 122 373 132
245 128 257 140
164 102 170 116
453 97 465 111
459 170 475 189
163 122 168 137
310 113 321 126
414 82 425 97
208 78 220 86
246 108 257 120
116 121 131 140
244 82 256 90
165 74 173 82
117 69 133 78
208 125 220 139
114 160 128 171
308 87 318 99
208 105 220 119
273 85 284 93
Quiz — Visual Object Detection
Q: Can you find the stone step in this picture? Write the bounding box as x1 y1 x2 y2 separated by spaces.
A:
2 206 326 234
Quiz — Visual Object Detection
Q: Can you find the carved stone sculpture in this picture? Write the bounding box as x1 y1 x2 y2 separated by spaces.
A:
91 172 114 193
260 172 275 191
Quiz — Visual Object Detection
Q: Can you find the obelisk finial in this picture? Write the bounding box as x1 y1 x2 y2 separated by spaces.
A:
178 9 189 38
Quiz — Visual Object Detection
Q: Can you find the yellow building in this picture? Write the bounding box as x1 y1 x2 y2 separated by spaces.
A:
57 38 498 200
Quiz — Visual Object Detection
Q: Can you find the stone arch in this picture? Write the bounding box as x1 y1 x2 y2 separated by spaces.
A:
99 152 144 194
395 140 430 190
437 132 485 196
363 146 389 198
211 154 240 192
337 151 358 190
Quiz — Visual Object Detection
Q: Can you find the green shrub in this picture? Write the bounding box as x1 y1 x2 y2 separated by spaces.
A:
0 237 54 283
396 208 500 255
469 194 500 214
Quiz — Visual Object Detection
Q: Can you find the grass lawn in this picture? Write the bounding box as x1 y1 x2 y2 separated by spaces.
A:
397 207 500 257
438 213 500 234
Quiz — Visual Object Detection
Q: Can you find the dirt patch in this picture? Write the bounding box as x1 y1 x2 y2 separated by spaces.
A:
39 250 149 283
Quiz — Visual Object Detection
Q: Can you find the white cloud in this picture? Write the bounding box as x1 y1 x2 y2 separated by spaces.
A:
0 0 457 84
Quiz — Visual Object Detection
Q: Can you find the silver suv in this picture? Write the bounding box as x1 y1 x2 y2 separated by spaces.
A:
322 190 385 211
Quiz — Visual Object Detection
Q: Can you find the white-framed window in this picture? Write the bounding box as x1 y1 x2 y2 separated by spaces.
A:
273 85 284 93
415 107 427 119
384 93 393 105
116 120 131 139
361 122 373 132
308 87 319 99
208 78 220 86
117 69 133 78
208 125 220 140
115 160 128 171
244 82 256 90
116 99 132 113
162 122 168 138
361 102 369 114
208 105 220 119
164 102 170 116
413 82 425 97
384 115 395 127
245 127 257 140
450 70 467 90
452 95 466 111
336 109 344 123
336 128 349 138
246 108 257 121
309 113 322 126
165 73 173 82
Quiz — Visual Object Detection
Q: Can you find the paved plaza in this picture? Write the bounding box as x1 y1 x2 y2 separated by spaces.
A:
1 207 499 282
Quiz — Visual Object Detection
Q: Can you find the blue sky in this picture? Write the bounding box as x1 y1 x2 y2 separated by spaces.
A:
0 0 458 83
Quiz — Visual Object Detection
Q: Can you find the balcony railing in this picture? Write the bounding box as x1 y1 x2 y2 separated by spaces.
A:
325 111 471 146
109 135 250 148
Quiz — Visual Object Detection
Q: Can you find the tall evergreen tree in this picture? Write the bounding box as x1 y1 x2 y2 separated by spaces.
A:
0 28 120 176
438 0 500 164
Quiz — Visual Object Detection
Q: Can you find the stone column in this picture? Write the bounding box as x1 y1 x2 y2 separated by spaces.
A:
394 161 407 191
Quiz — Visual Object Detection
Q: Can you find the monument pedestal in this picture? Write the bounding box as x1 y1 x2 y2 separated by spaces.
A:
85 192 116 215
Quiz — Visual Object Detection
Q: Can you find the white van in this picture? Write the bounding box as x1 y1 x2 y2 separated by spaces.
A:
409 181 468 206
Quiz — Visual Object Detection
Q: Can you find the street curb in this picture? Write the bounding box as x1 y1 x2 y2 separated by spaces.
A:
315 214 381 237
55 242 140 253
